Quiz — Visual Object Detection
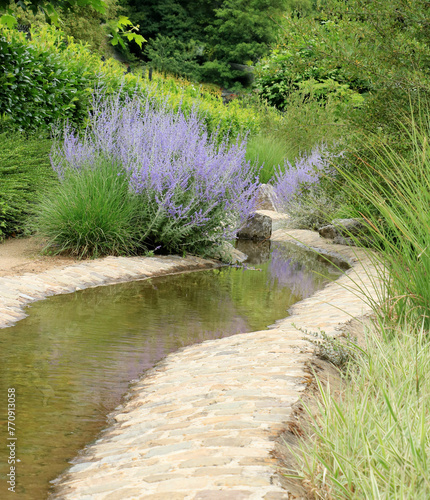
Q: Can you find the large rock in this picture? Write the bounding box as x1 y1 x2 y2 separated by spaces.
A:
212 242 248 263
237 213 272 241
256 184 279 211
318 218 369 246
318 225 338 239
331 218 365 236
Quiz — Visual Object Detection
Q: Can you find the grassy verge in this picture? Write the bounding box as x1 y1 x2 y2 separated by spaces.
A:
295 323 430 499
286 115 430 498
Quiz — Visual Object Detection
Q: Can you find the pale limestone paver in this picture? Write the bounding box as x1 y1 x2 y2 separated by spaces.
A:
0 215 382 499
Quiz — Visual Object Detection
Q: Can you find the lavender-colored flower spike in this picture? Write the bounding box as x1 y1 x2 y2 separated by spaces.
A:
50 90 260 253
272 145 332 212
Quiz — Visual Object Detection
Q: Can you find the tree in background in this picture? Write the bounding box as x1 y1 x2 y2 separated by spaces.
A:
0 0 144 53
5 0 120 54
254 0 430 142
0 0 106 25
127 0 287 88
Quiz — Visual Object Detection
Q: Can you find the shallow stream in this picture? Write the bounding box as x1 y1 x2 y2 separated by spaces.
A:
0 240 345 499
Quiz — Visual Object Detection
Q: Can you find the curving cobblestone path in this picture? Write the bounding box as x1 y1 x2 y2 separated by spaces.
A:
0 214 382 499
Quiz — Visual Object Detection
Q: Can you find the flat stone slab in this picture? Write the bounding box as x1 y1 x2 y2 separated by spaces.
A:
0 215 382 499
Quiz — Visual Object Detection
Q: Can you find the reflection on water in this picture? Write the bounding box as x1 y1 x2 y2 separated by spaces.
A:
0 242 344 499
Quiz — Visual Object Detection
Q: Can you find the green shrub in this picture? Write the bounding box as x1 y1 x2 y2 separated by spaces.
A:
0 26 259 139
0 131 55 239
253 15 368 113
34 159 140 258
8 1 121 55
0 31 93 130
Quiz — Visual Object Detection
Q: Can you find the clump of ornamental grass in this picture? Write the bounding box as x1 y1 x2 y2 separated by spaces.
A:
336 114 430 327
35 159 141 258
36 91 259 258
289 323 430 499
245 134 291 184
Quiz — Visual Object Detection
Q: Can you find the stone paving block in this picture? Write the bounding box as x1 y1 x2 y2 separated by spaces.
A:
143 442 195 459
155 477 212 492
140 493 188 500
179 457 232 469
202 438 251 448
215 476 272 487
263 493 293 499
193 467 244 477
193 491 252 500
102 487 148 500
140 473 182 483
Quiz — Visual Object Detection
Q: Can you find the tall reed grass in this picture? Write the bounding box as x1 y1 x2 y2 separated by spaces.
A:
337 117 430 327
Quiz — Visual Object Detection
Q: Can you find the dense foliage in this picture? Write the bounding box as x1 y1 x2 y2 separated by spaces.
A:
128 0 287 88
6 0 120 54
36 92 259 257
0 0 106 27
0 131 55 239
254 0 430 145
0 29 94 130
0 26 258 137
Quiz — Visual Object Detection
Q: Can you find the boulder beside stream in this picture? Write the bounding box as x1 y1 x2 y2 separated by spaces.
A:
318 218 370 246
256 184 279 211
237 213 272 241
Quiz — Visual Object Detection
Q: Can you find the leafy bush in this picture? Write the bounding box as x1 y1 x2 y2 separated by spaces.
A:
37 92 259 258
8 0 121 55
0 26 259 139
0 30 93 130
253 16 368 112
0 131 55 239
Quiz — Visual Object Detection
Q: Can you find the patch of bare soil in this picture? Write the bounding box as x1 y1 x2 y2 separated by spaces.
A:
0 236 79 277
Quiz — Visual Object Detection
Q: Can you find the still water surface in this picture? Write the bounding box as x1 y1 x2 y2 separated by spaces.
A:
0 241 344 499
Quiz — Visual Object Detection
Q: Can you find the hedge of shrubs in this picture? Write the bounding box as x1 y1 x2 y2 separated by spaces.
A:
0 26 259 139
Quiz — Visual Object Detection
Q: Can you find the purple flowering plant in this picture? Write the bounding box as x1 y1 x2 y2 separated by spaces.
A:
45 91 259 257
272 145 333 212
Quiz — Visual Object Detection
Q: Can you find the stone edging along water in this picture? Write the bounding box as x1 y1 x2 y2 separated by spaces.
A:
0 214 381 499
0 255 220 330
